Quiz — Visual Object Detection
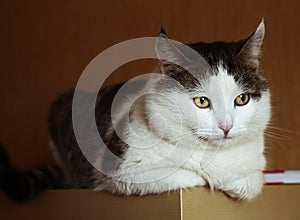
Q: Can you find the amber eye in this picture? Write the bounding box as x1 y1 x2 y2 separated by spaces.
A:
235 93 250 106
193 97 210 108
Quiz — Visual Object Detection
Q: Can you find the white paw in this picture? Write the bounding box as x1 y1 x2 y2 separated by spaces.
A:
222 171 264 201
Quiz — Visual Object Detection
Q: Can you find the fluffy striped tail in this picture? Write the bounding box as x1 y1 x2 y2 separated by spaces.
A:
0 144 68 203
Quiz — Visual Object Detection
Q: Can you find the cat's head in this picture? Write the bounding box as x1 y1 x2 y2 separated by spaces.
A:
151 21 270 148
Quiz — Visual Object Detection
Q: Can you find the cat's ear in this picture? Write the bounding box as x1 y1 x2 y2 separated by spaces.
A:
238 20 265 66
155 29 191 74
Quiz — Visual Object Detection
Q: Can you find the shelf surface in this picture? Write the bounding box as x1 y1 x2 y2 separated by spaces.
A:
1 185 299 220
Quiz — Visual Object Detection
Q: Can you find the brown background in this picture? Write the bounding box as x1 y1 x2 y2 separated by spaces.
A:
0 0 299 170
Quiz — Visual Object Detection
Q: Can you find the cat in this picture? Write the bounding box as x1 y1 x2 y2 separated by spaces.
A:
0 20 270 202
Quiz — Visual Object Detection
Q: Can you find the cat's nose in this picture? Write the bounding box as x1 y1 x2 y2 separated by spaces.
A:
218 124 233 137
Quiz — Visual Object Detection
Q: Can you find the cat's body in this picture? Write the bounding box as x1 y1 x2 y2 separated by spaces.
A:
0 21 270 202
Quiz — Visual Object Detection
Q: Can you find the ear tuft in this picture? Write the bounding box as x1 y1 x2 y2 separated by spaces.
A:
159 26 168 36
155 32 190 74
239 19 265 66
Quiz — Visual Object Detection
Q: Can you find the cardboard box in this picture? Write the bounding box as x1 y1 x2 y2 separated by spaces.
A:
1 185 299 220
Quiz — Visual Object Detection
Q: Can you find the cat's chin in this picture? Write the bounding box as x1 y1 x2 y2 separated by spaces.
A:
204 136 238 148
210 138 234 147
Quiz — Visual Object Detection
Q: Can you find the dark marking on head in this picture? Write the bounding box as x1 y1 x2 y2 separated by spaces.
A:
156 64 200 91
188 39 268 96
155 21 268 96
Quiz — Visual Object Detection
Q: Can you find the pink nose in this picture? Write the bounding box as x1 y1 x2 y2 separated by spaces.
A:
218 124 233 137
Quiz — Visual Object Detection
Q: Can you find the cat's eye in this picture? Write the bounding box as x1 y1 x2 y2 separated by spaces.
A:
193 97 210 108
235 93 250 106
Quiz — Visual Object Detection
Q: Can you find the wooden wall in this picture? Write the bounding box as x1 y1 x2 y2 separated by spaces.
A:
0 0 299 170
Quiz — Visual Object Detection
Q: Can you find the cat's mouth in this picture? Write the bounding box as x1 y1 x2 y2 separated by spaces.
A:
198 135 231 140
198 135 234 145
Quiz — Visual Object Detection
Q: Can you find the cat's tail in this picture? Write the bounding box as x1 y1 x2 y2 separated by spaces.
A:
0 143 68 203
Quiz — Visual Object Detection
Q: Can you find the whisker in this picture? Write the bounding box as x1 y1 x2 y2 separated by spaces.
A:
264 130 290 138
249 123 297 133
264 134 288 150
265 125 300 134
264 133 283 140
247 123 292 140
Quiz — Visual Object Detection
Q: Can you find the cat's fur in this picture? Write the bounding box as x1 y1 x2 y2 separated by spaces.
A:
0 21 270 202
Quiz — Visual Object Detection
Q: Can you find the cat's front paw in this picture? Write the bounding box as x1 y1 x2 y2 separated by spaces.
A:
223 171 264 201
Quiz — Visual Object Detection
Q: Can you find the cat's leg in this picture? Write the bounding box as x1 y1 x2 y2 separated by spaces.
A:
221 170 264 200
151 168 207 193
108 168 207 195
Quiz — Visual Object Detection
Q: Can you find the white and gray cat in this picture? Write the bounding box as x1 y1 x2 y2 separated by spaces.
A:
0 21 270 202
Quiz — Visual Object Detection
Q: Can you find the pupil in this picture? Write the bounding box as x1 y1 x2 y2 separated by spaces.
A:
240 95 245 101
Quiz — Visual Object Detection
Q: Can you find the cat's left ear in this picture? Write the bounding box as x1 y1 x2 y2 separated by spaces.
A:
155 29 192 74
238 20 265 66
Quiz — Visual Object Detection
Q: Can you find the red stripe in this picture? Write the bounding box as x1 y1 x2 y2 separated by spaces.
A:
263 170 284 174
264 182 284 185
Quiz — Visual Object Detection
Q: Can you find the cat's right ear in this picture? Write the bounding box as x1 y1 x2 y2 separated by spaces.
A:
238 20 265 66
155 30 191 74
